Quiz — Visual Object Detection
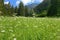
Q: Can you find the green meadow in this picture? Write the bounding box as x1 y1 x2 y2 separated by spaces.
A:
0 17 60 40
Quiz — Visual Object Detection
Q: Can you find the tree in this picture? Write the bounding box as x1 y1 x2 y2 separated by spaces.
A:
17 1 25 16
10 6 15 16
3 2 12 16
14 6 18 13
25 6 29 17
14 6 18 16
47 0 57 16
56 0 60 16
29 9 34 17
0 0 4 15
34 0 51 17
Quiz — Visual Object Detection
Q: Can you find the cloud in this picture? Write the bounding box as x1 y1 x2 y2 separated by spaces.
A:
4 1 9 4
16 0 20 5
16 0 44 6
40 0 44 3
21 0 31 5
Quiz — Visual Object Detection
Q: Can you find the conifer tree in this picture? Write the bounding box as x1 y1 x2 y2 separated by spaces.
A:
4 2 11 16
25 6 29 17
47 0 57 16
0 0 4 15
17 1 25 16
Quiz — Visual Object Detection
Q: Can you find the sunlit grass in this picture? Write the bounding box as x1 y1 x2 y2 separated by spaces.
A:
0 16 60 40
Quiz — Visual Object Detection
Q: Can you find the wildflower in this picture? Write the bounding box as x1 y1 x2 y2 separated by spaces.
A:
14 38 16 40
1 30 5 33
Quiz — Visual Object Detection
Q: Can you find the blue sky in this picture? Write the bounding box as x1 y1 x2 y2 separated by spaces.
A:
4 0 43 7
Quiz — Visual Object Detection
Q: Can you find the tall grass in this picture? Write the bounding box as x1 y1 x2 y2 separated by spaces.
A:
0 17 60 40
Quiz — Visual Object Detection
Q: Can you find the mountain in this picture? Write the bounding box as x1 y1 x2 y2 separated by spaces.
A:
26 3 40 9
25 1 44 9
25 0 44 9
34 0 51 13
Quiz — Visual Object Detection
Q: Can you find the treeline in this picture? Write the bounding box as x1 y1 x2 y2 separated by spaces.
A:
34 0 60 17
0 0 34 17
0 0 60 17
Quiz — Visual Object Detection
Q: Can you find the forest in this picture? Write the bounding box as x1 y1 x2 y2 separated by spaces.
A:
0 0 60 17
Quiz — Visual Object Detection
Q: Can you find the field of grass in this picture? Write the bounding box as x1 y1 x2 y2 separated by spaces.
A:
0 16 60 40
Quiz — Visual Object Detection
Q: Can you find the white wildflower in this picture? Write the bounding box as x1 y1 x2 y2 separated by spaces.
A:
14 38 16 40
1 30 5 33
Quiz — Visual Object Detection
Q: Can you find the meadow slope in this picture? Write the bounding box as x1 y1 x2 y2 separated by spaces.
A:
0 17 60 40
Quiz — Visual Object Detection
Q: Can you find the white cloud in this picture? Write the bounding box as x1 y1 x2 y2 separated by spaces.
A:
40 0 44 3
16 0 44 5
16 1 20 5
21 0 31 5
4 1 9 4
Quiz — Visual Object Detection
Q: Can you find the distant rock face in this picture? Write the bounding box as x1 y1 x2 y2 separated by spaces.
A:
25 0 44 9
26 3 39 9
33 0 51 14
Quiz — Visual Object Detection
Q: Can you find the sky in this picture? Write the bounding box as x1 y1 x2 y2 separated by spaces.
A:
4 0 43 7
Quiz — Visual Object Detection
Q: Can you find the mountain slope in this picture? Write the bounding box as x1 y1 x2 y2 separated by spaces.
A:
34 0 51 13
26 3 40 9
25 0 44 9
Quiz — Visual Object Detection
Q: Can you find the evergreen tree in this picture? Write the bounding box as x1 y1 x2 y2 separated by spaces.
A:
14 6 18 16
29 9 34 17
4 2 11 16
34 0 50 17
25 6 29 17
10 6 15 16
56 0 60 16
0 0 4 15
17 1 25 16
14 6 18 13
47 0 57 16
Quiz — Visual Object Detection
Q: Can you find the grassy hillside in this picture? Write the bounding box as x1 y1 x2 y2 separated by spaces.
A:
0 17 60 40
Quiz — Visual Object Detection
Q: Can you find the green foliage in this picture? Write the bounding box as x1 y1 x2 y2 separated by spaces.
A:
14 6 18 13
24 6 29 17
34 0 51 17
0 17 60 40
0 0 60 17
56 0 60 17
17 1 25 16
0 0 4 15
38 10 47 17
2 2 13 16
47 0 57 16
